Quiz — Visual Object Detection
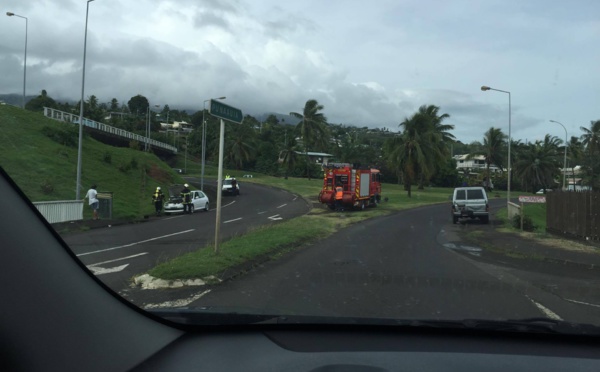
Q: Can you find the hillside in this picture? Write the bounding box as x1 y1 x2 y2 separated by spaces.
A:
0 104 186 220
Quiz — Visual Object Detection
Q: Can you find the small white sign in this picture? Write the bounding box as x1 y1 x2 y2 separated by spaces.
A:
518 195 546 203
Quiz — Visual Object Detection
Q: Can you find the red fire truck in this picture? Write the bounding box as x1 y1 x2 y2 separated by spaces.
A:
318 163 382 210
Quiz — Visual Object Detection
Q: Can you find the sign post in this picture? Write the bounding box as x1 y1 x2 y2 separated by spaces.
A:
209 100 242 253
517 195 546 231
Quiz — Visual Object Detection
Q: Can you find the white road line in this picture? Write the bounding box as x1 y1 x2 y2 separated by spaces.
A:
143 289 212 309
163 215 184 220
224 217 242 224
293 196 298 201
268 214 283 221
87 264 129 276
76 229 195 257
564 298 600 308
87 252 149 267
277 203 287 208
257 211 267 215
525 295 563 320
222 200 236 208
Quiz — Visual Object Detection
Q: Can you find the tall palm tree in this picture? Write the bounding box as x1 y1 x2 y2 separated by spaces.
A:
513 134 560 192
468 127 506 184
225 124 256 169
580 119 600 188
386 113 439 197
290 99 329 180
415 105 453 189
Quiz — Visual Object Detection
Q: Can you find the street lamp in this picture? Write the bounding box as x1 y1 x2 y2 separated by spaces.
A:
549 120 569 190
76 0 95 200
6 12 28 109
201 96 226 191
481 85 511 206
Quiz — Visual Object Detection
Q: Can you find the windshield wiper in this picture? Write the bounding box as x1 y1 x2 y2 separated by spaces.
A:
148 308 600 336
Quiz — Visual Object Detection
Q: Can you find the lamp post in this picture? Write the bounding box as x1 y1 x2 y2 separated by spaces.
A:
549 120 568 190
75 0 95 200
481 85 511 206
201 96 226 191
6 12 27 109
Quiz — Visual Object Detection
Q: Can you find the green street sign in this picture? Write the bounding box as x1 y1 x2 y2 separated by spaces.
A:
209 100 243 124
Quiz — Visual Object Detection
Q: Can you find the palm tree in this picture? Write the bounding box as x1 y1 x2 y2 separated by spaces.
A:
513 134 561 192
225 124 256 169
279 136 299 180
580 120 600 188
386 113 439 197
290 99 329 180
415 105 453 189
567 136 585 187
468 127 506 185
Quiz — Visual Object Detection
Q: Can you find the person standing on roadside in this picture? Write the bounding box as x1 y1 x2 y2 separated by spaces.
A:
84 184 99 220
152 186 165 216
181 183 192 214
334 183 344 212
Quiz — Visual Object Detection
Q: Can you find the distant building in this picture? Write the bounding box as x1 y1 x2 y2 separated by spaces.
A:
453 154 502 174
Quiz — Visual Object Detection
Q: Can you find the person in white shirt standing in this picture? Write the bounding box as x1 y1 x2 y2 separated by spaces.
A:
84 184 99 220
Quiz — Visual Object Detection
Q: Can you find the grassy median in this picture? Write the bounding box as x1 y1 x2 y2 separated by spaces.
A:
147 175 453 281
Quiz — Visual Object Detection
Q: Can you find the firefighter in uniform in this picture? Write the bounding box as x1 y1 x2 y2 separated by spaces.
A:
152 187 165 216
181 183 192 214
334 183 344 212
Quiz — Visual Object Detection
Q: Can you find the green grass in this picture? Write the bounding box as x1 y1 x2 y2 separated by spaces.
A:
496 204 547 232
0 105 186 220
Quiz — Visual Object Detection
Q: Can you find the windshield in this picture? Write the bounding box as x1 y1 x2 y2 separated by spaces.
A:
1 0 600 333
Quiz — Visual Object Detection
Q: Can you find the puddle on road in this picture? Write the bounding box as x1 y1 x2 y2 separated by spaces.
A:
443 243 483 257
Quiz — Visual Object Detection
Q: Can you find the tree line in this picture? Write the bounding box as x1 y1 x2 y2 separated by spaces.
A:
27 90 600 194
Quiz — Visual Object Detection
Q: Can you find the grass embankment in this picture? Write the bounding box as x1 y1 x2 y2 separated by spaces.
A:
496 203 547 233
149 175 454 280
0 105 185 221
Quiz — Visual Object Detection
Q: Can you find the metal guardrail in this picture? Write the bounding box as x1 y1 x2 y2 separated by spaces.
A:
33 200 84 224
43 107 177 153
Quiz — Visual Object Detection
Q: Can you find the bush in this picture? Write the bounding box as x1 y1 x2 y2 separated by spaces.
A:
512 213 535 231
130 157 138 169
129 140 140 150
102 151 112 164
118 162 131 173
40 179 54 194
41 125 78 147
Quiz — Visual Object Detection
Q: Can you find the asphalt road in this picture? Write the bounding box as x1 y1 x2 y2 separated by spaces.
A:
62 178 310 292
185 198 600 324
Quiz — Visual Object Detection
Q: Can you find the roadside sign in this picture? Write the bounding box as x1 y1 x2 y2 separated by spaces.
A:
209 100 243 124
518 195 546 203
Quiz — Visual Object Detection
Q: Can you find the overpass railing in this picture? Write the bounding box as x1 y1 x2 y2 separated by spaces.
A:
43 107 177 153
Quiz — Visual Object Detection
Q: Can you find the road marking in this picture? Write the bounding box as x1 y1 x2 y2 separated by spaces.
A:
268 214 283 221
525 295 563 320
143 289 212 309
224 217 242 224
87 252 149 267
163 215 184 220
277 203 287 208
76 229 195 257
257 211 267 215
564 298 600 308
293 196 298 201
87 264 129 276
222 200 236 208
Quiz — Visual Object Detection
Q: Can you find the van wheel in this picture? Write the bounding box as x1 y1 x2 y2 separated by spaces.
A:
482 216 489 224
453 216 458 224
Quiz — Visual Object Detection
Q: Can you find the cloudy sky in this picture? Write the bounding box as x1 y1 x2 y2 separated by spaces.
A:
1 0 599 143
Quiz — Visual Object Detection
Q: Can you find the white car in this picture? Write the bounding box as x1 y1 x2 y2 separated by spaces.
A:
221 178 240 196
535 188 553 194
164 185 210 214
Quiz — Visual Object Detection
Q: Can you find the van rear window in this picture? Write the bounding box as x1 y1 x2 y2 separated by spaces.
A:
467 189 484 199
455 190 466 200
